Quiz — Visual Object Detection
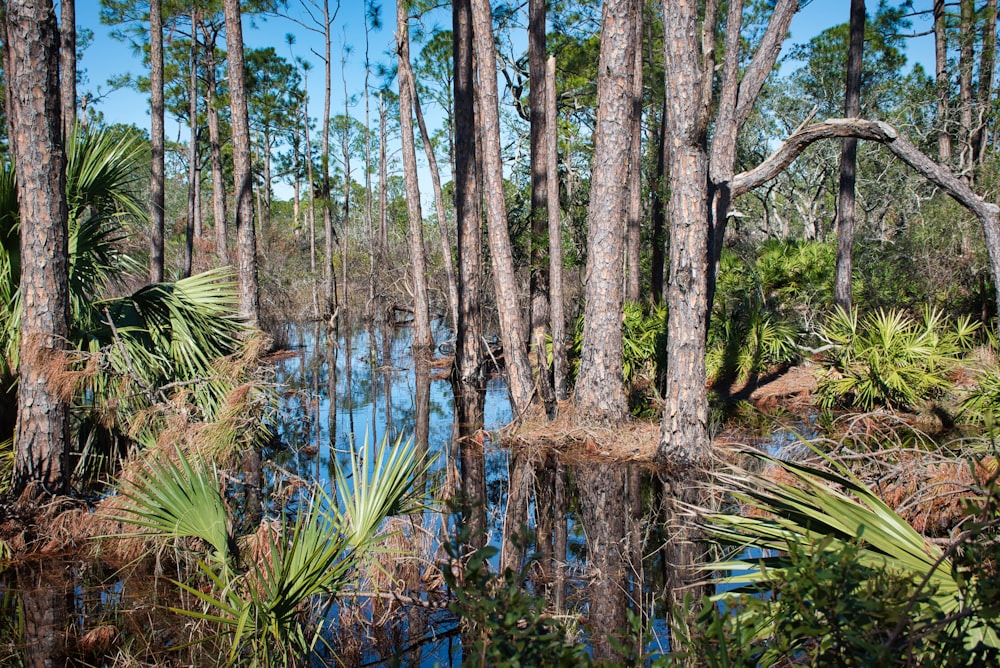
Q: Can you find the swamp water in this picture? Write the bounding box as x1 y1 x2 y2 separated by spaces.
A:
0 320 802 665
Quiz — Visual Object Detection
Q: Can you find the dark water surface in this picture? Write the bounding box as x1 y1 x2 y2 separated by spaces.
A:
2 320 733 665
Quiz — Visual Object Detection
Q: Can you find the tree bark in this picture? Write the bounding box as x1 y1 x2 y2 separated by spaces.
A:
59 0 74 139
959 0 975 178
973 0 997 166
4 0 70 495
834 0 865 312
470 0 533 413
546 55 569 401
454 0 483 388
935 0 952 163
224 0 260 327
625 4 643 303
527 0 555 411
396 0 433 353
575 0 637 421
659 0 798 467
149 0 165 283
202 20 229 265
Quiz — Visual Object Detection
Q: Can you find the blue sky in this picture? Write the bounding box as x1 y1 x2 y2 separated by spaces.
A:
74 0 938 198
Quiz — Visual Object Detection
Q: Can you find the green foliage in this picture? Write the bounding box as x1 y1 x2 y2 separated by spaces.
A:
816 306 978 411
568 301 668 388
708 245 810 385
110 435 430 667
688 448 1000 666
443 525 590 667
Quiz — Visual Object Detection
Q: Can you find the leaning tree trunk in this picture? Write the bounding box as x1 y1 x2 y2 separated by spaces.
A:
149 0 165 283
454 0 483 388
470 0 533 413
396 0 433 353
223 0 259 327
414 89 460 334
574 0 638 421
4 0 70 496
834 0 865 312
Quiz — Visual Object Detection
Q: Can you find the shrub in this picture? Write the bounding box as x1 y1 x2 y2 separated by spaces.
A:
816 306 978 411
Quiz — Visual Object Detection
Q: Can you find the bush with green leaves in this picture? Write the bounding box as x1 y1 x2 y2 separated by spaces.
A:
708 248 802 386
816 306 979 411
676 448 1000 666
111 434 431 667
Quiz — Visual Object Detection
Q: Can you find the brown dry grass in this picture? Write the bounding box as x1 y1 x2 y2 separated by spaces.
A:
503 401 661 462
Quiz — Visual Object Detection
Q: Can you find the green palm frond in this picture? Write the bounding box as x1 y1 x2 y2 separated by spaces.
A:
704 448 997 655
111 447 232 567
334 434 432 548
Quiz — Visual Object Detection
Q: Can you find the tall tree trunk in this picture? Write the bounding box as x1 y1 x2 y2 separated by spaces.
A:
834 0 865 312
59 0 74 138
972 0 997 166
340 56 351 325
378 91 389 263
659 0 797 465
397 0 433 353
322 0 335 323
527 0 555 411
625 5 643 303
149 0 165 283
414 88 460 333
471 0 533 415
935 0 952 163
224 0 260 327
959 0 975 178
649 106 667 305
203 20 228 265
546 55 569 401
4 0 70 495
184 13 199 279
454 0 482 388
575 0 637 421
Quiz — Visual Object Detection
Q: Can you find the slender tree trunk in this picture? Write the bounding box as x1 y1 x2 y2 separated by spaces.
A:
203 21 229 265
4 0 70 496
959 0 975 178
625 5 643 303
322 0 335 323
527 0 555 411
650 106 667 305
340 57 351 325
471 0 533 415
454 0 483 388
973 0 997 166
414 89 460 333
935 0 952 163
149 0 165 283
224 0 260 327
184 14 199 279
378 91 389 262
546 55 569 401
575 0 637 421
834 0 865 312
59 0 75 139
397 0 433 353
